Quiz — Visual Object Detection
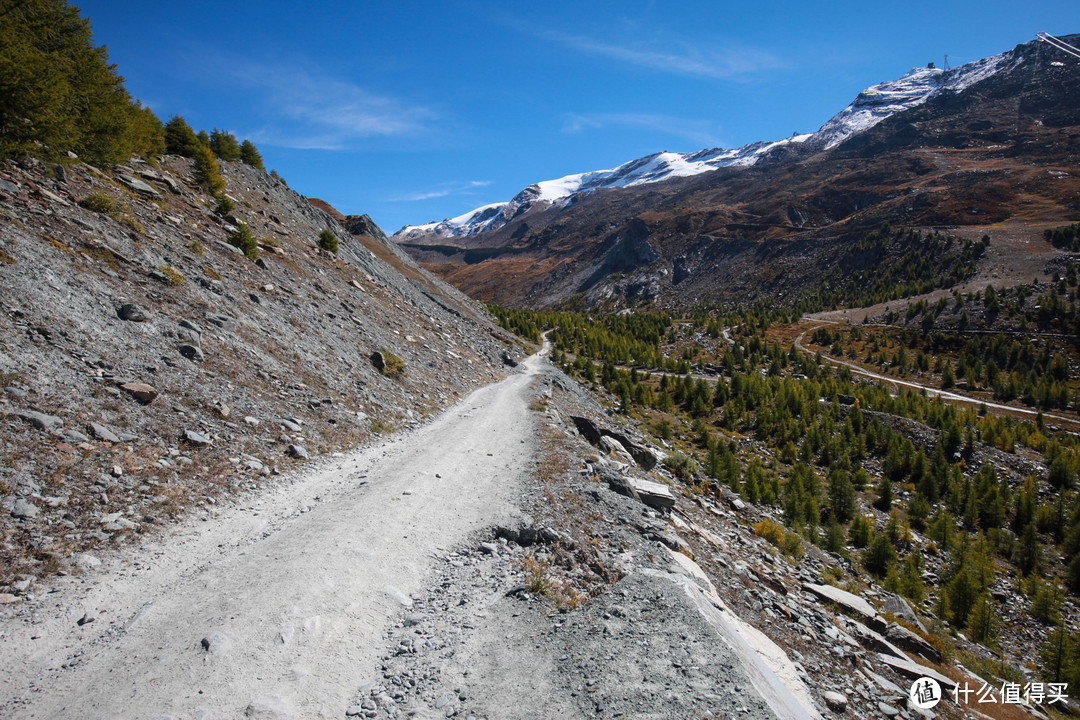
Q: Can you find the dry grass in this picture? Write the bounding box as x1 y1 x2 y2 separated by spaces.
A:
518 554 588 610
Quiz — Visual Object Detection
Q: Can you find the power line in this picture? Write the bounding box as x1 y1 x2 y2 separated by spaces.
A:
1037 32 1080 60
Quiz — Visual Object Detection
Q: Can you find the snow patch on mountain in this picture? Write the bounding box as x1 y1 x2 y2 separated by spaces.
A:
395 138 812 241
809 49 1014 150
395 48 1013 242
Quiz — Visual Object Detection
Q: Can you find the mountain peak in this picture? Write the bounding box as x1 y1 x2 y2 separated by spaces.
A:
394 41 1028 244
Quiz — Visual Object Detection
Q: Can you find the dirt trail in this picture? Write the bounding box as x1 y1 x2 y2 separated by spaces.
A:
794 325 1080 429
0 348 548 719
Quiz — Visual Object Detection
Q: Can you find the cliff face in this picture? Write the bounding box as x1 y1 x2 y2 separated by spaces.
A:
0 153 516 581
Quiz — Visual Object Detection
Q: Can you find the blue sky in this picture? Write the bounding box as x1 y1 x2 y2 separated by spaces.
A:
79 1 1080 234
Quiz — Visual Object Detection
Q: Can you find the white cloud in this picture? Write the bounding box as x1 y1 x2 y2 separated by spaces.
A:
389 180 493 202
222 60 437 150
540 29 781 80
563 112 730 148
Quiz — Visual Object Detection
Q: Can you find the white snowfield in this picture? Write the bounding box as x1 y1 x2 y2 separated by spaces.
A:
394 47 1016 242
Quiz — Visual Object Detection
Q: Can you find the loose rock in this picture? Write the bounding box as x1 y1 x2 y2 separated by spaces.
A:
117 303 150 322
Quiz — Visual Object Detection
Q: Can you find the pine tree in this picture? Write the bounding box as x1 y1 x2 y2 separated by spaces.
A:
240 139 264 169
1014 521 1041 576
318 226 339 254
873 476 894 511
0 0 164 163
193 145 225 195
826 468 855 523
823 516 846 554
863 532 896 578
209 128 241 161
849 514 872 548
966 594 999 645
165 115 200 157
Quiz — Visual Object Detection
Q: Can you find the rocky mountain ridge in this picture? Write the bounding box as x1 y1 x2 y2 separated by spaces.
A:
395 35 1080 311
392 40 1017 244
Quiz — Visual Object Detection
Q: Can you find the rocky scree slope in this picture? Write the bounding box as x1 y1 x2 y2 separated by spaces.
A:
0 153 516 591
396 35 1080 310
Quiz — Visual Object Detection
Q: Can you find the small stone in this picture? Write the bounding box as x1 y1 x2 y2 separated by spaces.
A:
823 691 848 713
178 343 204 363
878 701 900 717
280 418 302 432
4 386 27 399
72 553 101 569
11 499 39 519
0 593 18 604
118 173 160 196
345 707 364 717
243 695 295 718
90 421 121 443
183 430 212 447
201 631 232 654
287 444 309 460
117 303 150 322
61 429 89 443
77 608 97 626
18 410 63 431
120 382 158 404
205 313 235 329
479 542 499 555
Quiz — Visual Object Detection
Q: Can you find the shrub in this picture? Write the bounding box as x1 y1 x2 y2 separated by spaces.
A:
370 419 395 434
159 265 185 285
118 214 144 234
754 518 785 547
663 452 697 481
78 192 125 214
780 531 805 559
227 222 259 260
380 352 405 377
318 226 339 254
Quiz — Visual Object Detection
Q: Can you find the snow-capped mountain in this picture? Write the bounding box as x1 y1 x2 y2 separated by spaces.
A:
393 48 1015 243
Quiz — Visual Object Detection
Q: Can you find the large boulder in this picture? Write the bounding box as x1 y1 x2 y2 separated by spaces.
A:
803 583 886 633
629 478 676 511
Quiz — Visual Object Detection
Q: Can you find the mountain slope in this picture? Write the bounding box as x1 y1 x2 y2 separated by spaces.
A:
394 42 1018 244
0 153 516 584
395 35 1080 310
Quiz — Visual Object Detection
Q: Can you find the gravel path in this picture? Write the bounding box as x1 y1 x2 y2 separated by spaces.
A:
0 349 547 719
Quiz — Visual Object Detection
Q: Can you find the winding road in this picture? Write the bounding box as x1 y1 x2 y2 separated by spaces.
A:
795 325 1080 429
